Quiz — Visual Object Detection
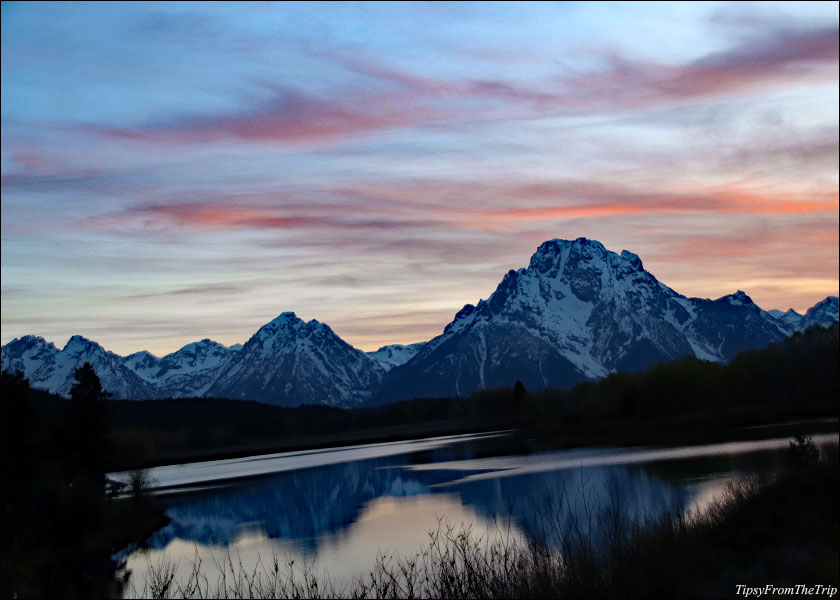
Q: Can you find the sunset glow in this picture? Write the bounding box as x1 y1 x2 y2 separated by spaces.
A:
2 1 837 355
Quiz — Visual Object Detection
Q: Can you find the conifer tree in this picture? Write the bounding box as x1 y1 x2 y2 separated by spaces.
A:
67 362 111 489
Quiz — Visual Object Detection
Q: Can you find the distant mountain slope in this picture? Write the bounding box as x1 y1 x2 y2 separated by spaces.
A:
366 343 425 371
123 339 233 397
206 312 384 406
768 296 839 334
1 335 159 399
377 238 791 402
3 238 836 406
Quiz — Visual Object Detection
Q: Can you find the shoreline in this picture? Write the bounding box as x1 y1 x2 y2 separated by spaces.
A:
113 412 838 473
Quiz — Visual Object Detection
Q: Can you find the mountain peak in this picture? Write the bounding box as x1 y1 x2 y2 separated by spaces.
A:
125 349 159 360
13 335 55 350
530 236 603 256
256 312 304 336
209 313 382 406
63 334 99 352
528 237 615 274
808 296 839 313
268 311 299 324
181 338 225 350
802 296 839 326
722 290 754 306
249 312 335 348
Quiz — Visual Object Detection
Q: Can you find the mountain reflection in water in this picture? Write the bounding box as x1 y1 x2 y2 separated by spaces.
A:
120 432 837 597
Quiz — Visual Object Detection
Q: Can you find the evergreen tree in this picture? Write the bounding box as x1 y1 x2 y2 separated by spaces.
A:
513 379 527 411
66 362 111 490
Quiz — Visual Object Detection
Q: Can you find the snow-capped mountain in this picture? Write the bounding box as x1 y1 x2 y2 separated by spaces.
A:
3 238 836 406
801 296 840 329
123 339 233 397
123 350 161 381
206 312 384 406
1 335 159 400
767 308 804 331
366 343 425 371
769 296 839 333
377 238 796 402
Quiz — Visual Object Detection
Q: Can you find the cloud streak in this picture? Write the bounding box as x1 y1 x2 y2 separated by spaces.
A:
85 176 837 241
2 3 837 354
91 88 443 146
88 24 838 147
562 26 838 110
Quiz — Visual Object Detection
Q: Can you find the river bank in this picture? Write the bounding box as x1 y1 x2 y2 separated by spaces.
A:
117 408 837 472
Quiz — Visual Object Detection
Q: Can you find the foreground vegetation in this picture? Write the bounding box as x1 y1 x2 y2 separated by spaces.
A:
1 367 167 598
133 442 838 599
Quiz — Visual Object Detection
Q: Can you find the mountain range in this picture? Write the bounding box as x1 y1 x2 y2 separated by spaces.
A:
3 238 837 406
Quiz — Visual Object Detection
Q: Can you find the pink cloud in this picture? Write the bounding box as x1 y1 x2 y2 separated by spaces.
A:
89 200 442 233
93 89 443 146
662 221 839 264
87 25 837 147
557 26 838 111
333 179 839 222
85 177 838 240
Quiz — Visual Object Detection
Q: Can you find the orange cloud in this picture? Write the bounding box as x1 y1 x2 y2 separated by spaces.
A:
84 177 838 244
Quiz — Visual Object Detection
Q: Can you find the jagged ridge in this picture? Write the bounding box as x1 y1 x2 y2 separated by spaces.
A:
3 238 837 405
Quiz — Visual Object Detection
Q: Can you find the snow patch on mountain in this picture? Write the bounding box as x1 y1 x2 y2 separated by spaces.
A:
2 335 158 399
207 312 384 406
4 241 836 407
366 343 425 371
768 296 838 333
129 339 233 397
379 238 793 402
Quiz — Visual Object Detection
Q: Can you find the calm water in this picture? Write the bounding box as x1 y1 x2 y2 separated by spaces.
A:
114 430 838 597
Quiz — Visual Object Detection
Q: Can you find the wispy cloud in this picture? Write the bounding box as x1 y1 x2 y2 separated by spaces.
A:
3 3 837 353
125 282 249 300
91 88 443 146
89 200 441 233
85 176 838 239
86 23 838 148
561 25 838 110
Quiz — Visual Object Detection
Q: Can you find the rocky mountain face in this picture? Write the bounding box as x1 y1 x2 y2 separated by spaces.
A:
376 238 797 402
366 343 425 371
206 313 384 406
3 238 837 406
768 296 839 333
124 339 235 398
1 335 159 400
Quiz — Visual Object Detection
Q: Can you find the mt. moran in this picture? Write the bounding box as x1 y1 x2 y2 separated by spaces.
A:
377 238 836 401
2 238 837 406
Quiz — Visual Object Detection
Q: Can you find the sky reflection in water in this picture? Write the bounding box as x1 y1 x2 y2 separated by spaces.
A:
119 432 838 597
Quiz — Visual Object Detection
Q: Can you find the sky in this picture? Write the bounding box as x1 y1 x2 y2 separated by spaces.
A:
1 1 838 357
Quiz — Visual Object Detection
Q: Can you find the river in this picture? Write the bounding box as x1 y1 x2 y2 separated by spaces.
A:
113 429 838 597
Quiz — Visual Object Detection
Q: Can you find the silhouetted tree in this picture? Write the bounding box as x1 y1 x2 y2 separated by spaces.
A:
513 379 527 411
66 362 112 490
1 370 39 487
1 371 45 597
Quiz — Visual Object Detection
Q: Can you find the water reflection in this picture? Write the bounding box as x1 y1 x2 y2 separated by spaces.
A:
141 456 451 551
120 432 838 596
